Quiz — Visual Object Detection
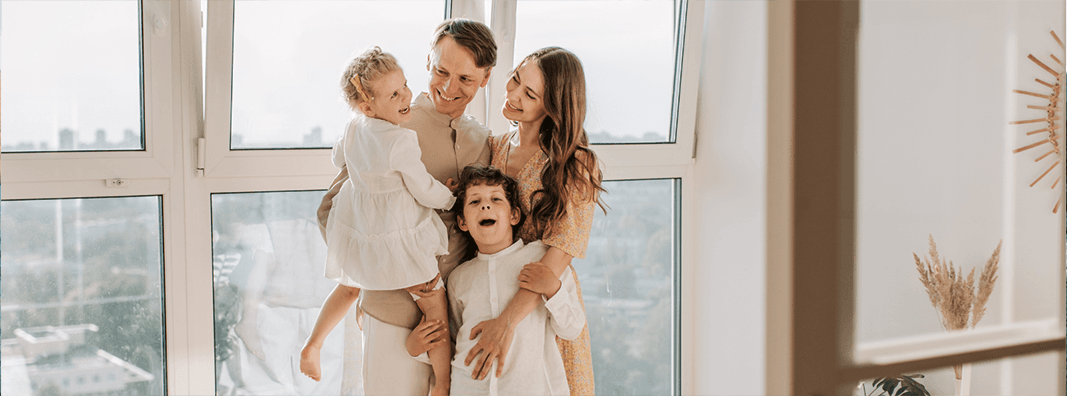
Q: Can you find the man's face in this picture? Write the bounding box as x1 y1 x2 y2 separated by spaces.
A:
457 183 520 255
427 36 491 119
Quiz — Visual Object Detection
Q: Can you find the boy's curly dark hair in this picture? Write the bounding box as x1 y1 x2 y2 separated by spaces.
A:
452 165 524 260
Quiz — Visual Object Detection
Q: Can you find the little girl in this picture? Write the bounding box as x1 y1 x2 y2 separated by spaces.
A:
300 47 453 396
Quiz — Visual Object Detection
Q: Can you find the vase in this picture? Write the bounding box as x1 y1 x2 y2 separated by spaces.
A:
953 363 972 396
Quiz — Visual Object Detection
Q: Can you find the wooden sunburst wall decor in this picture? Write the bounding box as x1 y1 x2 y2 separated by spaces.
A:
1011 30 1066 214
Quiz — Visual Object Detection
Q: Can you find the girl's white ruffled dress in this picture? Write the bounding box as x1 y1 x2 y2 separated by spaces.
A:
324 115 456 290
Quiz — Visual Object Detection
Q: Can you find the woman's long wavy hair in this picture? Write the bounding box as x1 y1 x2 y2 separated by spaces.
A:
514 47 606 235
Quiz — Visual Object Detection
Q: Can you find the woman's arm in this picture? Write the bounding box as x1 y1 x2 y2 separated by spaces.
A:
463 246 572 380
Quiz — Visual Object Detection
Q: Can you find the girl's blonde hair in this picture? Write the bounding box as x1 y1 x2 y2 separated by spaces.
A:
340 46 402 110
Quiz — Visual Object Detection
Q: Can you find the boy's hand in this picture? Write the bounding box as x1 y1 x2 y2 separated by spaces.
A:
518 263 562 299
299 343 322 382
444 177 459 193
406 317 448 357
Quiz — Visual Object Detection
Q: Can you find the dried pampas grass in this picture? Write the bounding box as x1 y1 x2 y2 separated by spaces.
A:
913 235 1001 379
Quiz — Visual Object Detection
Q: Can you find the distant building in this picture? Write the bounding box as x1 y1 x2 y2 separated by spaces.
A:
1 324 154 396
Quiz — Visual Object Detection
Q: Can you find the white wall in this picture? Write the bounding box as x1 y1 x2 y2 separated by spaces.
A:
854 1 1063 395
690 1 768 394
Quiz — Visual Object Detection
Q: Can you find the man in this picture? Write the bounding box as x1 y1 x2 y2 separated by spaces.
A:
315 18 496 396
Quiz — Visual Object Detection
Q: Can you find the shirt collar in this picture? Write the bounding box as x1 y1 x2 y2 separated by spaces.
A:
476 239 525 260
414 92 455 128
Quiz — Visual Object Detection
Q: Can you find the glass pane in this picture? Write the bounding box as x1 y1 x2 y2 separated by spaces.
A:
1 0 143 152
229 1 445 149
573 179 678 395
1 196 165 395
853 350 1062 396
514 1 679 144
211 191 359 395
854 1 1064 350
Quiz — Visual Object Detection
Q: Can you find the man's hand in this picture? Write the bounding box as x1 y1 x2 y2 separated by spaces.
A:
518 262 562 299
464 316 516 380
406 316 448 357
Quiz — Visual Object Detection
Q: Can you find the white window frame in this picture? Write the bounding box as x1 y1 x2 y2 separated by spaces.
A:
766 2 1067 395
0 1 199 394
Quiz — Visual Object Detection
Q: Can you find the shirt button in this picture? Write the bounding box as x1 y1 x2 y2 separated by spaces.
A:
455 144 460 149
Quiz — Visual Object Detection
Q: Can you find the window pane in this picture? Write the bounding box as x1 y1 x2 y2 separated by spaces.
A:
514 1 679 144
855 349 1062 396
211 191 359 395
854 0 1064 349
229 1 444 150
1 1 143 152
573 179 678 395
1 196 165 395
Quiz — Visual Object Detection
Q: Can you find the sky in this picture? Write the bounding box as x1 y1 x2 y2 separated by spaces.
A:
2 0 679 150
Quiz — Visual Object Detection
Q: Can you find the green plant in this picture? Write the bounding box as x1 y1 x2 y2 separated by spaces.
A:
866 374 931 396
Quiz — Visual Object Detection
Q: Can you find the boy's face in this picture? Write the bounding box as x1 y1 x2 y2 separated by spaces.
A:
457 183 520 255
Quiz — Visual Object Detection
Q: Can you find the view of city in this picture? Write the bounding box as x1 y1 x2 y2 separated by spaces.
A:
1 197 167 396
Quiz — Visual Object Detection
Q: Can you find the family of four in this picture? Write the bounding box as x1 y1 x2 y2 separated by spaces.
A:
299 18 604 396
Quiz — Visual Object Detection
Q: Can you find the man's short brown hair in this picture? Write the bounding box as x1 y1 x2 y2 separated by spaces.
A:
431 18 497 69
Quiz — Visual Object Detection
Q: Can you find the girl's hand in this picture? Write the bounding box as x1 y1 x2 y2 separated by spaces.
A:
464 316 516 380
406 317 448 357
299 343 322 382
518 262 562 299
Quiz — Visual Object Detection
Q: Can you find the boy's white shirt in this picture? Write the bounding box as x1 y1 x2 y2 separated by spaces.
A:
443 239 585 396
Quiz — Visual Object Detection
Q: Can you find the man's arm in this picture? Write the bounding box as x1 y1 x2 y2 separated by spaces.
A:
317 166 349 242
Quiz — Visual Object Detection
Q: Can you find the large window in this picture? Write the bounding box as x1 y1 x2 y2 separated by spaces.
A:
512 1 679 144
1 197 166 396
3 1 703 394
574 179 680 395
1 1 144 152
227 1 443 149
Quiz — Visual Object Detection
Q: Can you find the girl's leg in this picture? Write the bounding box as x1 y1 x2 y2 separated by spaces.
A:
300 284 359 382
406 276 451 396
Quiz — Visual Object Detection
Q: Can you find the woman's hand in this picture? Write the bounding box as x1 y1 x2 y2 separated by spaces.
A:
464 316 517 380
518 262 562 299
406 317 448 357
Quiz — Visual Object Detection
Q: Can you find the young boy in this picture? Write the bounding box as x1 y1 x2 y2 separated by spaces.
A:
446 165 586 396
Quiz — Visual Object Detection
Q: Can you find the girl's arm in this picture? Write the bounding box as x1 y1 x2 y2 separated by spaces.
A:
300 284 360 382
463 247 572 380
392 133 456 209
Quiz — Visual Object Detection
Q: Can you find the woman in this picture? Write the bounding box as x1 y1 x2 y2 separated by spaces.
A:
462 46 605 396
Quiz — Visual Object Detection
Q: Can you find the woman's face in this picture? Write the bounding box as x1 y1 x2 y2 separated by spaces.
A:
501 59 547 124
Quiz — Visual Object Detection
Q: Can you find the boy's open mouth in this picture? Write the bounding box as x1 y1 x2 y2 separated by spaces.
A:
479 219 497 226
